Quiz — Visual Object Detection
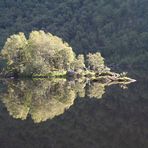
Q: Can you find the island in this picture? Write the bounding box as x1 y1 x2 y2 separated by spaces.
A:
0 30 136 83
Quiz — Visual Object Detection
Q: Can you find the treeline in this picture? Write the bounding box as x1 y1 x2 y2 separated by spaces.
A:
0 0 148 70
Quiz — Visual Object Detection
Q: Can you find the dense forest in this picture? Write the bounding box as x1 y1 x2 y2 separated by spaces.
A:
0 0 148 74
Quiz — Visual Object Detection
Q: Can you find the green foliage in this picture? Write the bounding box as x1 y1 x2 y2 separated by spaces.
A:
1 33 28 73
1 30 109 76
0 0 147 71
1 31 75 75
86 52 105 71
71 54 85 71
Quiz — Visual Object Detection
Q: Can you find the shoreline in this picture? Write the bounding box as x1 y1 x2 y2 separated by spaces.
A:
0 70 136 84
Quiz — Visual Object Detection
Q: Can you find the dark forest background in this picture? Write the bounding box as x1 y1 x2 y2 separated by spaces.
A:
0 0 148 75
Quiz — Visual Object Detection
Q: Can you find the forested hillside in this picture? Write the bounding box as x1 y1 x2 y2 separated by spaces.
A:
0 0 148 71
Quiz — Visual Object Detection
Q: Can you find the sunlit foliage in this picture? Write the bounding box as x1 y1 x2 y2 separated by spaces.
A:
1 31 75 75
1 30 108 76
71 54 85 71
86 52 105 71
1 33 29 74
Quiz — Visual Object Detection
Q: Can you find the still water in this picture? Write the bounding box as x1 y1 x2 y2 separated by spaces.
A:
0 76 148 148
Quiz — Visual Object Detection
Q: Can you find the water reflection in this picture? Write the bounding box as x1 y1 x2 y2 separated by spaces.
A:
0 79 108 123
1 77 148 148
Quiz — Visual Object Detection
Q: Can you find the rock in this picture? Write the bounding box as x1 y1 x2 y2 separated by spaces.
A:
67 70 76 77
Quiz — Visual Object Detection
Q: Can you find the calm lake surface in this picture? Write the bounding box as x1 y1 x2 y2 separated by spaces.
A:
0 74 148 148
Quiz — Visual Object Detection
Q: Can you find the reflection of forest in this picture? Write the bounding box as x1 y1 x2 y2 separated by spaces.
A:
0 79 106 123
0 80 147 148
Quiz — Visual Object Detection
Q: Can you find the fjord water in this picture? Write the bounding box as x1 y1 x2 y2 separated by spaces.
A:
0 76 148 148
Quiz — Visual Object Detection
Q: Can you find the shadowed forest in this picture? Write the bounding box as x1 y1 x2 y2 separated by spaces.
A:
0 0 148 76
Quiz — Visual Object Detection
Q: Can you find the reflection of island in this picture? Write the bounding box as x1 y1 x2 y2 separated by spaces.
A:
87 82 105 99
0 79 106 123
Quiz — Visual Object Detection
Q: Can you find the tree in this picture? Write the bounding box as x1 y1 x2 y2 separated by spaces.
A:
71 54 85 71
1 30 76 76
86 52 105 71
1 33 28 74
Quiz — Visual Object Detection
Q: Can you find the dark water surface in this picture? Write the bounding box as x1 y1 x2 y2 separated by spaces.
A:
0 77 148 148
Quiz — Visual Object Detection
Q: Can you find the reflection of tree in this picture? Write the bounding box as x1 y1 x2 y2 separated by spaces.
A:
1 80 77 123
73 79 86 98
87 82 105 99
0 79 106 123
1 81 32 120
0 81 147 148
30 80 76 123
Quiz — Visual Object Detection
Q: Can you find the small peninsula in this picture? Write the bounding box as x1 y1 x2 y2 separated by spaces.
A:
0 30 135 83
